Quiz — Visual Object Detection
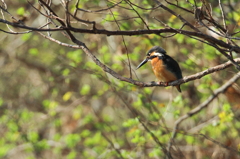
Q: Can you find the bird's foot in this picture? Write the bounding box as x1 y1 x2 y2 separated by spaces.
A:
158 81 168 86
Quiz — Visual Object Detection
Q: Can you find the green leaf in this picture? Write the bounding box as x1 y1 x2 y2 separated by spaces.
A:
83 114 94 124
62 69 70 76
7 121 18 132
36 139 50 150
67 151 77 159
21 33 32 41
80 84 91 95
54 118 62 127
0 144 13 158
186 136 195 144
149 147 162 158
21 109 33 121
83 132 102 146
122 118 139 127
222 103 231 112
17 7 25 16
54 133 61 141
81 130 91 137
29 48 38 56
42 99 50 108
28 131 39 143
65 134 81 148
66 50 82 63
175 34 185 44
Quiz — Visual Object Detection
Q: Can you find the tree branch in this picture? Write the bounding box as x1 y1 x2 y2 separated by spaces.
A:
168 72 240 152
200 134 239 154
1 16 240 53
34 32 240 88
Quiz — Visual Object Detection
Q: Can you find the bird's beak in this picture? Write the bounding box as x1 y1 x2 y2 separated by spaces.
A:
136 57 149 70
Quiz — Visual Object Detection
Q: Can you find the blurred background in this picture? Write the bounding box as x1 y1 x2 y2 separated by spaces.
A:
0 0 240 158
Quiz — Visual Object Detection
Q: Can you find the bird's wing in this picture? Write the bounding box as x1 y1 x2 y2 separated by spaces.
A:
164 55 183 79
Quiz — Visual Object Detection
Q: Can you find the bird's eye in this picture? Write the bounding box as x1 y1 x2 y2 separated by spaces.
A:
149 55 157 59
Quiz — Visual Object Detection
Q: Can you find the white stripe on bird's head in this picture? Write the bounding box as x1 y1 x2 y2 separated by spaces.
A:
153 52 164 57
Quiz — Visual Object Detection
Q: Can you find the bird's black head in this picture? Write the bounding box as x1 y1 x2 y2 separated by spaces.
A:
146 46 166 56
136 46 166 69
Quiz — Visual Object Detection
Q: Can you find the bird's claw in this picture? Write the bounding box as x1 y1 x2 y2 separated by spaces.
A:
158 81 169 86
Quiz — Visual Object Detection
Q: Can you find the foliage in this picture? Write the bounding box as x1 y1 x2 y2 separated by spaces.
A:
0 0 240 159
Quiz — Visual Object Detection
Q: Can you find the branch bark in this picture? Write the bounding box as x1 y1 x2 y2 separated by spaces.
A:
37 31 240 88
168 72 240 153
1 19 240 53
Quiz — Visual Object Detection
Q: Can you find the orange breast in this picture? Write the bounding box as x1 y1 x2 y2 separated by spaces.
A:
151 58 177 82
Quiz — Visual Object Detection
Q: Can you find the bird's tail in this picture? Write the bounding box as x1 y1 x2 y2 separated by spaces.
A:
175 85 181 92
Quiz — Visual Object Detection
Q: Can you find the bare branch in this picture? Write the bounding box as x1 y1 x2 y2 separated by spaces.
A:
168 72 240 152
76 0 123 13
218 0 227 30
112 88 171 158
153 17 186 38
125 0 150 30
154 0 200 32
200 134 239 154
1 16 240 54
188 116 218 133
108 5 132 78
165 0 193 14
102 133 124 159
37 30 240 88
122 1 161 10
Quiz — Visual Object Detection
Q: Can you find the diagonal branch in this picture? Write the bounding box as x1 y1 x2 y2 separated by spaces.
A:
108 6 132 78
218 0 227 30
167 58 240 87
76 0 123 13
102 133 124 159
23 1 240 90
168 72 240 152
37 31 240 89
1 17 240 53
154 0 200 32
125 0 150 30
199 134 239 154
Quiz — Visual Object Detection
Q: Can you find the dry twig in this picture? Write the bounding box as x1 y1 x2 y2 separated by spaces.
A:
168 72 240 153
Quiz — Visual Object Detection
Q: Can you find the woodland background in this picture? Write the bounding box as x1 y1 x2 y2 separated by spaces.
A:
0 0 240 159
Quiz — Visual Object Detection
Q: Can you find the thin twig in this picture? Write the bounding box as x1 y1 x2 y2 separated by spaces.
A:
188 116 218 133
200 134 239 154
165 0 193 13
37 31 240 88
102 133 124 159
1 17 240 53
154 17 186 38
168 72 240 153
154 0 200 32
108 5 132 78
76 0 123 13
113 89 171 158
213 44 240 70
123 1 161 10
125 0 150 30
218 0 227 30
73 0 80 16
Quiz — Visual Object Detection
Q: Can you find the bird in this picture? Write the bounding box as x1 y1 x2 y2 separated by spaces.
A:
136 46 183 92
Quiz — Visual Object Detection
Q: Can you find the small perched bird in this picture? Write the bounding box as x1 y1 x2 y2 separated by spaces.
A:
136 46 183 92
